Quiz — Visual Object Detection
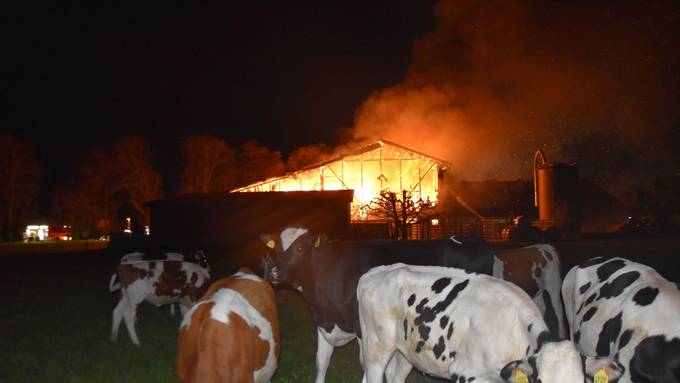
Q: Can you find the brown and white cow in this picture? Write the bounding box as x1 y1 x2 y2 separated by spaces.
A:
110 260 210 346
111 250 211 316
494 244 565 338
177 268 280 383
260 226 565 383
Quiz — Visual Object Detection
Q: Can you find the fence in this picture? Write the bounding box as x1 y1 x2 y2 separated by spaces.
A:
354 217 558 242
408 217 557 242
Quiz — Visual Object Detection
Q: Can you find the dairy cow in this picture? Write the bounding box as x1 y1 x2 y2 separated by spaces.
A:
177 268 280 383
495 245 565 337
260 226 564 383
112 250 210 316
118 249 209 269
562 257 680 383
358 264 622 383
110 260 210 346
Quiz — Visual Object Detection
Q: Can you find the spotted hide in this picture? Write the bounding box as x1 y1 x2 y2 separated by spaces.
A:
358 264 623 383
562 257 680 383
494 244 565 338
177 268 280 383
110 250 210 316
110 260 210 346
110 250 210 291
260 226 496 383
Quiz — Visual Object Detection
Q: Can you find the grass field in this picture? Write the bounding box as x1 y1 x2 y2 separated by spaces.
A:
2 238 679 382
0 249 434 382
0 239 108 256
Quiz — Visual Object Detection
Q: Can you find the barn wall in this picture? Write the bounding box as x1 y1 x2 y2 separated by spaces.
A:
147 191 353 276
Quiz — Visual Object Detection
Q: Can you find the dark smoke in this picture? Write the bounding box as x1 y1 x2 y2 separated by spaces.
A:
348 0 680 194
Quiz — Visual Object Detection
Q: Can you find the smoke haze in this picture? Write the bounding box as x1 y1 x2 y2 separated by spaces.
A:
348 0 679 189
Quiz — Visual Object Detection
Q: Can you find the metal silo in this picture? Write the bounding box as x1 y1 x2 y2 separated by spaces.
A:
533 150 581 238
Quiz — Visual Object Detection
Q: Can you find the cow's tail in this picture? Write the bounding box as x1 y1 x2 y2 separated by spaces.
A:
109 273 121 292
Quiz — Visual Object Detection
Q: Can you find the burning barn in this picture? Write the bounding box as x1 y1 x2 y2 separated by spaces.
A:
232 139 450 220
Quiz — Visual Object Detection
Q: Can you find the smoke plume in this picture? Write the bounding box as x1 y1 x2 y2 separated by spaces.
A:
349 0 680 188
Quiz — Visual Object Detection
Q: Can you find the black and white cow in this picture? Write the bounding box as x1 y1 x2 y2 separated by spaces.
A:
562 257 680 383
260 226 564 383
358 263 622 383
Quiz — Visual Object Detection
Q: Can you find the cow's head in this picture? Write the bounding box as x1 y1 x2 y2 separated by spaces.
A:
500 341 623 383
192 250 210 273
260 226 327 288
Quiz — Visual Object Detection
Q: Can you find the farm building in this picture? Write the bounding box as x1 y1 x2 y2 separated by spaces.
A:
145 190 354 275
232 139 450 220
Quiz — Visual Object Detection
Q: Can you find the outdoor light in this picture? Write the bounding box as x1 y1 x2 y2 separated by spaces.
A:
124 217 132 234
24 224 49 241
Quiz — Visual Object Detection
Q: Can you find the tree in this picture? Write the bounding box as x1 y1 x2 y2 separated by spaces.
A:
52 147 119 238
112 135 163 226
237 140 285 186
286 143 330 171
178 134 238 194
364 190 436 240
0 131 41 241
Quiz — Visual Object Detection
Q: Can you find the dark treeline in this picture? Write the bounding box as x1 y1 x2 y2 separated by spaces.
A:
0 130 332 241
1 130 678 241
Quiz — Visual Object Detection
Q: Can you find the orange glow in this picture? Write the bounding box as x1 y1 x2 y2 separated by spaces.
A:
231 140 448 221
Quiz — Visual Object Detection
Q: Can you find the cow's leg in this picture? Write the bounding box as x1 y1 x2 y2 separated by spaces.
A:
362 334 392 383
111 296 127 343
385 351 413 383
315 327 335 383
180 303 189 317
120 286 146 346
359 318 392 383
357 337 364 368
123 302 141 346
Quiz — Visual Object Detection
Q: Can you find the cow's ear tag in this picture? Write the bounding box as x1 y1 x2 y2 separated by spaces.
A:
515 370 529 383
594 369 608 383
314 236 321 248
266 240 275 249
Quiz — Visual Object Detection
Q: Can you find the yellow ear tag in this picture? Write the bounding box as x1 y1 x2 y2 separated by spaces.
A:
515 370 529 383
594 369 608 383
266 240 275 249
314 236 321 248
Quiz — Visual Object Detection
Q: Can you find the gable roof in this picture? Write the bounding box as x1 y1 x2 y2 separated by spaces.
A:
231 139 451 192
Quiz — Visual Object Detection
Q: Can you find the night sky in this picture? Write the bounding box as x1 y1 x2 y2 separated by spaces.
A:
3 1 679 204
2 1 435 194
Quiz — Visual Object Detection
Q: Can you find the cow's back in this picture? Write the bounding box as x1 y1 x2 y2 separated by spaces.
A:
375 237 496 274
358 264 548 379
307 237 495 335
563 257 680 383
494 244 564 337
177 269 279 383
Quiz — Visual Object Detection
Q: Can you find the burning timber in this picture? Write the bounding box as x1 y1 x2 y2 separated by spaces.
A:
231 139 450 221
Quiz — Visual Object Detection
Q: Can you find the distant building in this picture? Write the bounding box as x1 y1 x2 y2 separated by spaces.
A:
232 139 450 221
146 191 354 275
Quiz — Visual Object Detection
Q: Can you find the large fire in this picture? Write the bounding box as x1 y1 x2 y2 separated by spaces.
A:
231 140 449 220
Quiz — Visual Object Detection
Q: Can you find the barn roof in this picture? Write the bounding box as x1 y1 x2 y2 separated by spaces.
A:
231 139 450 192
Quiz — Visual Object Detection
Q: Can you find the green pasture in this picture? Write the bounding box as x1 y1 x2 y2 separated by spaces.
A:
3 238 680 382
0 250 432 382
